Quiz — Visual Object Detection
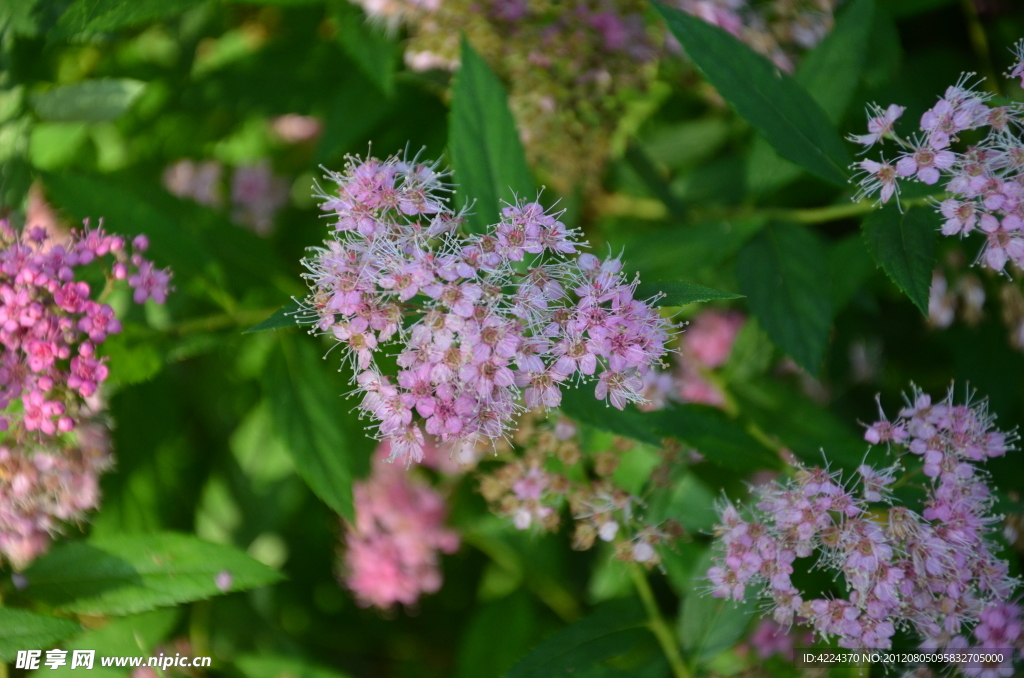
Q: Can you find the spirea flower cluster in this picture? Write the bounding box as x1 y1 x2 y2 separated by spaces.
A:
299 153 672 465
0 219 171 569
706 386 1023 674
852 40 1024 275
341 442 459 609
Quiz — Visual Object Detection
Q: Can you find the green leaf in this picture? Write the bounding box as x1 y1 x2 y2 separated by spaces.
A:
449 39 534 233
333 2 398 97
235 654 354 678
51 0 205 40
737 223 832 374
245 300 302 333
613 217 765 281
23 532 283 615
505 600 646 678
652 404 780 472
0 610 81 662
747 0 875 194
558 388 662 446
457 593 539 678
31 79 145 122
45 610 179 678
730 378 868 471
679 551 755 663
635 280 743 307
656 3 851 186
265 337 372 521
29 123 89 170
861 205 937 314
829 233 876 313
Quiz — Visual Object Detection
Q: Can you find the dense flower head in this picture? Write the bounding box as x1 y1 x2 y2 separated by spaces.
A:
0 218 170 569
299 153 672 465
707 385 1024 665
852 41 1024 276
340 442 459 609
231 160 290 237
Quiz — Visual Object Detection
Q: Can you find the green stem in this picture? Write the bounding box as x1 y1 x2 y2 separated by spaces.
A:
630 565 691 678
851 660 871 678
961 0 1000 95
762 194 941 225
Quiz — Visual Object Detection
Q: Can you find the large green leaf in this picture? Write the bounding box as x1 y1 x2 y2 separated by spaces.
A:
737 223 832 374
861 205 937 314
50 0 205 40
558 388 662 446
505 599 646 678
656 3 850 186
748 0 875 193
245 300 302 333
635 280 743 307
457 593 539 678
31 79 145 122
23 533 283 615
45 609 179 678
0 610 81 662
265 337 372 521
829 233 876 313
332 2 398 97
653 404 780 473
449 39 534 233
678 551 755 663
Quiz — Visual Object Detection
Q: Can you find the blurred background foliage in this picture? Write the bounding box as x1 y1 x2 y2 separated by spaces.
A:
3 0 1024 677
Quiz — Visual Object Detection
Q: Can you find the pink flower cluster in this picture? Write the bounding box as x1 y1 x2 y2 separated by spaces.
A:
300 153 672 464
852 41 1024 274
707 386 1023 673
0 219 170 568
341 442 459 609
0 221 169 436
741 618 812 660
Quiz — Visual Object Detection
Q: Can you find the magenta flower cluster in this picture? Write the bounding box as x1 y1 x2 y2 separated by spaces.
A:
342 442 459 609
0 221 170 436
300 154 672 464
707 386 1022 674
852 41 1024 274
0 219 170 568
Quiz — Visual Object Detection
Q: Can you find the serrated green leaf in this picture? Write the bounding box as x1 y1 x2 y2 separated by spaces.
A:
652 404 780 472
31 79 145 122
51 0 205 41
449 39 534 233
235 654 354 678
748 0 875 194
43 609 179 678
333 2 397 97
505 599 646 678
656 3 850 186
861 205 937 314
558 388 662 446
0 610 81 662
679 551 755 663
23 533 283 615
737 223 832 374
245 300 301 333
265 337 372 521
635 280 743 306
829 233 876 313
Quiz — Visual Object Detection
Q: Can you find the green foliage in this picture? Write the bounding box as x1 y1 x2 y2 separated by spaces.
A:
264 336 373 521
449 39 534 232
862 204 938 314
505 599 647 678
246 300 302 333
31 79 146 122
737 223 833 374
50 0 206 41
678 551 755 664
235 654 354 678
46 610 180 678
656 3 851 186
635 280 743 306
0 610 81 662
22 533 283 615
332 2 399 97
